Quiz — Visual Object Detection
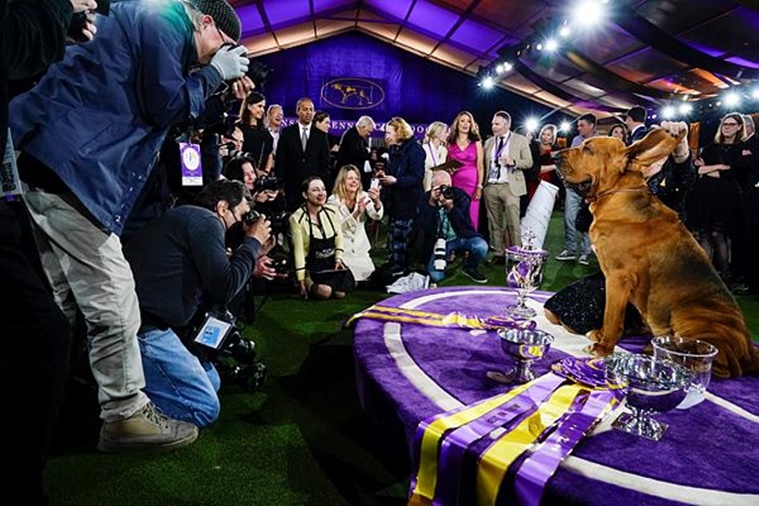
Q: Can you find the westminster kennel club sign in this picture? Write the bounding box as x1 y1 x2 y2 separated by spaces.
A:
320 78 386 110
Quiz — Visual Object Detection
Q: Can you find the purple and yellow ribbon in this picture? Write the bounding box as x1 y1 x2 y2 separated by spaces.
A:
346 304 536 331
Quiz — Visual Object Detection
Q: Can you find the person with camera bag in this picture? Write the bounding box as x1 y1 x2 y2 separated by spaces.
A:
290 176 355 299
124 180 272 427
411 171 489 285
10 0 250 452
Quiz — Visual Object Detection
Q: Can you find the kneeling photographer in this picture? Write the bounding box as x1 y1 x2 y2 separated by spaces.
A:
124 180 274 428
411 171 489 285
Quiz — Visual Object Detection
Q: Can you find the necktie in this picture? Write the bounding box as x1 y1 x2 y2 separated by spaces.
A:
301 127 308 152
496 136 504 156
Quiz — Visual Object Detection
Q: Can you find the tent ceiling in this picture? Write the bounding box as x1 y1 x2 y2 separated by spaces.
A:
231 0 759 118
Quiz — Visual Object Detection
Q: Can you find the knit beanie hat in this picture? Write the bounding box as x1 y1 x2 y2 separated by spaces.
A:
192 0 242 42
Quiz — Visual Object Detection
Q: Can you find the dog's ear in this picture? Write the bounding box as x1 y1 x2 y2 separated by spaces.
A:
625 126 685 172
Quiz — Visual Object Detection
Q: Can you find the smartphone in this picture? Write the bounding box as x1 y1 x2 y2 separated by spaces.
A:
370 178 380 191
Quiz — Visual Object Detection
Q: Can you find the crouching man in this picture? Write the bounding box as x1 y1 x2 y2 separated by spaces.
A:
124 180 273 427
412 171 489 285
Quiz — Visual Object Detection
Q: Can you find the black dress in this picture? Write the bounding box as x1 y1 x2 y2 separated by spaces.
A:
240 123 273 170
687 142 742 234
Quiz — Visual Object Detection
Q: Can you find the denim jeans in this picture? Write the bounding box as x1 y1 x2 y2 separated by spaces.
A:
563 188 591 255
426 235 489 283
138 328 220 428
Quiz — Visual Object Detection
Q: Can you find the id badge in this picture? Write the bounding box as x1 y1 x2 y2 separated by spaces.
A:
179 142 203 187
1 129 22 198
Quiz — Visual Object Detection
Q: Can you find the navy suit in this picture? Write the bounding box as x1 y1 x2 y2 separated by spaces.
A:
628 125 648 144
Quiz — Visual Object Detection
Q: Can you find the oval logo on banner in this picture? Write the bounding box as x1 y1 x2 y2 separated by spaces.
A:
321 78 385 110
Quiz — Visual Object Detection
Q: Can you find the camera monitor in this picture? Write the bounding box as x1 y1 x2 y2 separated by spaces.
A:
194 315 234 351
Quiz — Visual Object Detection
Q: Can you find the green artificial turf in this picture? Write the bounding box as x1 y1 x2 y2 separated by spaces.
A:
45 212 758 505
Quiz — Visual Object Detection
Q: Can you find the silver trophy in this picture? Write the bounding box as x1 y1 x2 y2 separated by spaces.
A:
487 328 555 384
605 354 693 441
504 233 548 319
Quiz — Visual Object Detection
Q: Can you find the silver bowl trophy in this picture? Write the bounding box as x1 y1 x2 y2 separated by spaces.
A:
504 232 548 319
605 354 693 441
651 336 718 409
487 328 555 384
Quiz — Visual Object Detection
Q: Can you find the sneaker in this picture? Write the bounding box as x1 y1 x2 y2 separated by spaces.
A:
462 267 487 284
555 250 576 261
579 254 590 266
98 402 198 453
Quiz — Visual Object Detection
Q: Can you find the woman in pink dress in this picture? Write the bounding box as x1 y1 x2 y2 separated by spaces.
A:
446 111 484 227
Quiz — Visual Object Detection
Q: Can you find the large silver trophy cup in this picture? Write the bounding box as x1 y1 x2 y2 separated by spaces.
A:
504 241 548 319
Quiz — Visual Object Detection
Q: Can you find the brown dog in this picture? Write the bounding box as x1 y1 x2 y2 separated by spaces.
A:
553 126 759 378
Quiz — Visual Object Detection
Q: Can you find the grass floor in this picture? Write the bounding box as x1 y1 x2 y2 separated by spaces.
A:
46 212 759 505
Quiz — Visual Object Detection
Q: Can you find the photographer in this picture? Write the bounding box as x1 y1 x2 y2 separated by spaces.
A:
124 180 273 427
10 0 252 452
411 171 488 285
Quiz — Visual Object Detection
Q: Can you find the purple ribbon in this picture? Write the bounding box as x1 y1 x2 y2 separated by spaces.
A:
431 374 566 506
514 389 617 506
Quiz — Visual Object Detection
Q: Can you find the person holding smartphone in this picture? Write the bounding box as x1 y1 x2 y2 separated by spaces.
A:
328 165 383 283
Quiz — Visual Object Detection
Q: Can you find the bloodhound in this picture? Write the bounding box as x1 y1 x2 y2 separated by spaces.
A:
553 124 759 378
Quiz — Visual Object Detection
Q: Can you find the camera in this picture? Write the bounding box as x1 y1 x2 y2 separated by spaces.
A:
246 58 272 91
266 249 290 275
433 237 447 271
190 308 267 391
253 175 281 193
438 185 454 200
203 113 238 138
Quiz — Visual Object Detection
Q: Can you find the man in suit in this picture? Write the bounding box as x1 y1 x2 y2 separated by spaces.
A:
625 105 648 144
482 111 533 263
335 115 376 190
275 97 330 211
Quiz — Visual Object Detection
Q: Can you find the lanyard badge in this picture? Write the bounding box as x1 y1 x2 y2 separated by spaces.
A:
179 141 203 187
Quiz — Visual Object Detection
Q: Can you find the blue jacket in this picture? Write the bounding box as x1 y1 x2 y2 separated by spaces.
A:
10 0 223 235
382 138 425 219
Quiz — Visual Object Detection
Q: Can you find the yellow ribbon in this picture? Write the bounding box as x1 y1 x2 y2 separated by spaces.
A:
408 375 558 505
346 304 488 330
475 384 586 506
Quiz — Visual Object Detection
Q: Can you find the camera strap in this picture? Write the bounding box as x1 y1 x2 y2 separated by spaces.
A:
1 129 22 199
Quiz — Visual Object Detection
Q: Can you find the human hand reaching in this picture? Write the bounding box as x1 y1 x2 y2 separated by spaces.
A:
210 45 249 81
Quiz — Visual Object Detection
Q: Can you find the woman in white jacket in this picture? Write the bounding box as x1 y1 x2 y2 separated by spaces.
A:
328 164 384 282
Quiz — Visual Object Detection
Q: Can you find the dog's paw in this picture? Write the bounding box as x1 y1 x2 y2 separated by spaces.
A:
586 329 603 343
585 341 614 357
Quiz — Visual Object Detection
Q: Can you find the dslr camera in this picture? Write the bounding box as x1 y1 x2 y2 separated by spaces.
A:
220 43 273 90
438 184 455 201
253 175 281 193
190 307 267 391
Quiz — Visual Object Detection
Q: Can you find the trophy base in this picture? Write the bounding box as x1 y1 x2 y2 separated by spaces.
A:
486 367 535 385
504 304 537 319
612 411 668 441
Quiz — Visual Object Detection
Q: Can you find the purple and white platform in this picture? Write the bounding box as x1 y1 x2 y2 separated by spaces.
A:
353 286 759 505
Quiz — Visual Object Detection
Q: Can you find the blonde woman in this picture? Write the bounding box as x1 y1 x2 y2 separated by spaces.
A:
379 116 425 274
422 121 449 191
328 165 383 282
447 111 484 228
